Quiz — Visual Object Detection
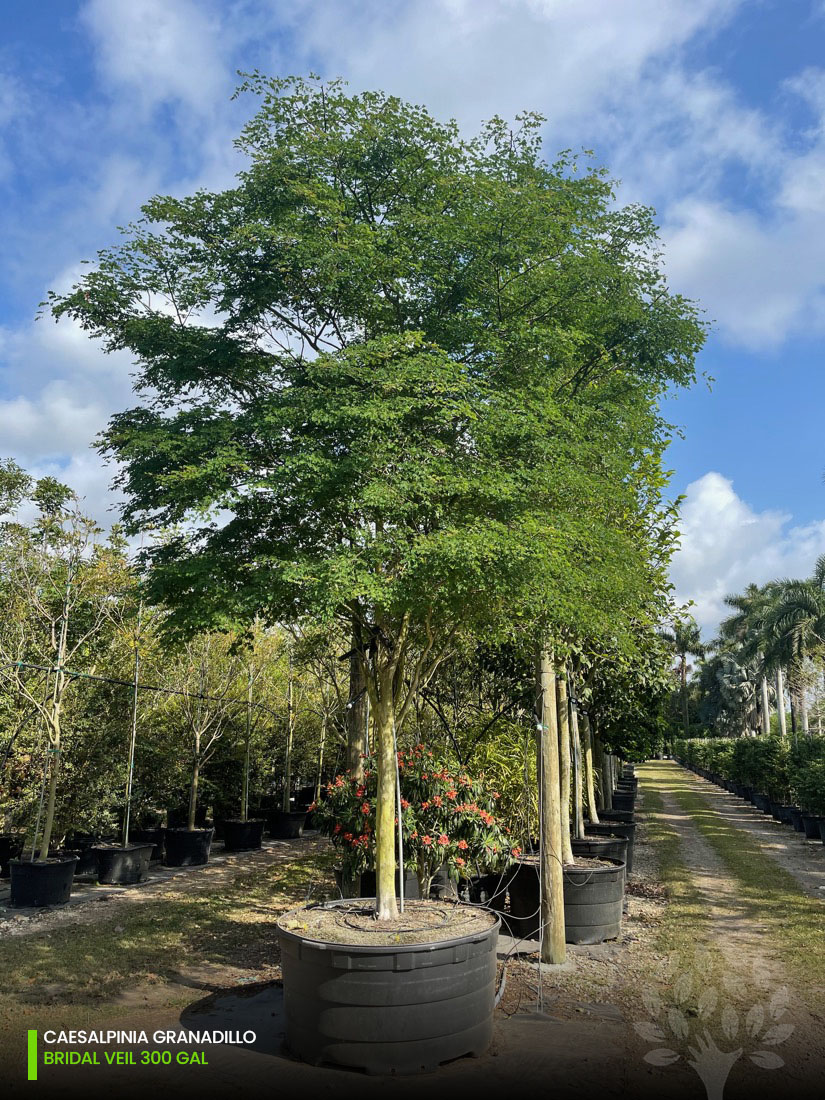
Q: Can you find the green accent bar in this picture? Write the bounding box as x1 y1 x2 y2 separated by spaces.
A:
27 1030 37 1081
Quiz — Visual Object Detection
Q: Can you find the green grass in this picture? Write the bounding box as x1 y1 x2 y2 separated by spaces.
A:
658 761 825 999
0 843 335 1051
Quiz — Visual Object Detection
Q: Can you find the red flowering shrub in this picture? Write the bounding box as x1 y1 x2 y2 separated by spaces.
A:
313 746 515 897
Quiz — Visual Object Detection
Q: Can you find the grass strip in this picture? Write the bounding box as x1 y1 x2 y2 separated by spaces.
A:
663 762 825 999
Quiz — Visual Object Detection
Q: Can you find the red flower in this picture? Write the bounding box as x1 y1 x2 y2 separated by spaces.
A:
343 832 353 842
437 834 449 846
308 801 317 811
333 823 341 834
422 835 433 847
432 795 443 808
356 786 365 798
400 798 410 809
421 801 430 810
457 839 468 850
455 857 465 867
511 847 521 858
361 802 370 814
446 789 457 800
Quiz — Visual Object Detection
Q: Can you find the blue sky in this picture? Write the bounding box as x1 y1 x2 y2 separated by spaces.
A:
2 0 825 634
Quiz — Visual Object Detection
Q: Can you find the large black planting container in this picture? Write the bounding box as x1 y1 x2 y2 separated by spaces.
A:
563 858 625 944
131 828 165 860
222 819 265 851
599 808 635 824
164 827 213 867
94 843 154 885
277 900 499 1074
269 810 307 839
789 807 804 832
0 834 23 877
584 822 636 873
572 835 628 873
9 856 78 907
611 792 636 813
801 814 822 840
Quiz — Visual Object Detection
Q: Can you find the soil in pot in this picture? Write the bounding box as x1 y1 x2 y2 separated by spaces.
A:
222 818 265 851
164 827 214 867
0 834 23 877
269 810 307 839
584 822 636 873
10 856 78 907
277 899 498 1074
94 843 154 885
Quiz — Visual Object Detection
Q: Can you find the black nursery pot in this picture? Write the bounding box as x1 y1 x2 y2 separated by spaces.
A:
131 828 165 860
801 813 822 840
0 834 23 877
269 810 308 839
817 818 825 845
599 808 636 824
507 856 625 943
221 818 265 851
277 899 499 1075
9 856 78 907
572 835 628 877
611 792 636 813
585 822 637 873
94 844 154 885
163 827 214 867
753 793 771 814
788 807 805 832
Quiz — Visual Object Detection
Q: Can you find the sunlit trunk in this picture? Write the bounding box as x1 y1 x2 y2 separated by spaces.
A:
536 648 565 965
570 697 584 840
556 672 573 863
372 666 398 922
776 667 787 738
760 675 770 736
581 713 599 823
282 653 294 813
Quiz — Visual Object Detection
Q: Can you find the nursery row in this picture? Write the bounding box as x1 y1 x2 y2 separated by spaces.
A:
675 736 825 843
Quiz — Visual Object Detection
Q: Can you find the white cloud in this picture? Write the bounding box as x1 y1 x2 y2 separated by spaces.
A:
670 472 825 635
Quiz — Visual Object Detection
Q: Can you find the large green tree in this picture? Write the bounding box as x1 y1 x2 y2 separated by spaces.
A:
49 76 705 920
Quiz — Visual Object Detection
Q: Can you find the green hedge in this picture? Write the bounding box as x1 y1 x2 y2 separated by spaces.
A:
674 736 825 810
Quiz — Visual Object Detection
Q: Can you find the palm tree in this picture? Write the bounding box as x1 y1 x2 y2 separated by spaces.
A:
719 583 779 736
765 556 825 736
662 616 706 736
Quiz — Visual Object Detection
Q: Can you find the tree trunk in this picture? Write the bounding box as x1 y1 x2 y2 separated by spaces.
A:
581 713 599 824
599 737 613 811
346 621 368 781
776 667 787 738
536 648 566 965
282 653 294 813
570 697 585 840
315 700 327 804
38 713 60 862
242 672 252 822
188 752 200 831
372 666 398 922
556 672 573 863
760 675 770 736
681 656 689 736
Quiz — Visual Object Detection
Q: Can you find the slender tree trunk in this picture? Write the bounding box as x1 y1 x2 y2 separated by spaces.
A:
801 687 810 736
776 667 787 738
282 652 294 813
347 626 368 780
242 671 252 822
536 648 565 965
581 713 599 823
570 697 584 840
188 749 200 831
760 675 770 736
681 656 689 736
556 671 574 863
38 710 61 861
315 694 328 804
599 738 613 811
789 692 797 737
373 663 398 922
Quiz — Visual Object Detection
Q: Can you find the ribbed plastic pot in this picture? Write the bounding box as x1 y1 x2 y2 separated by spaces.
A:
611 792 635 813
93 843 154 885
9 856 78 907
131 828 165 860
277 900 499 1074
0 834 23 877
163 827 213 867
599 809 635 824
358 869 420 900
563 858 625 944
801 814 821 840
222 819 265 851
753 793 771 814
572 835 628 875
584 822 636 873
269 810 307 839
788 808 805 832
